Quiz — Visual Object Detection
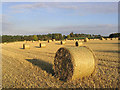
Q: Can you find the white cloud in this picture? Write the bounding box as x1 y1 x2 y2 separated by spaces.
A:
1 0 120 2
10 2 118 14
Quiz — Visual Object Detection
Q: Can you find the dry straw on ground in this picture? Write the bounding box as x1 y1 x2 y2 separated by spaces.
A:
23 44 30 49
53 46 96 81
39 43 46 48
60 41 65 45
75 41 83 46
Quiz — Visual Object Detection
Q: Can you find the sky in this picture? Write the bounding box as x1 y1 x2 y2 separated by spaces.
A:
1 2 118 36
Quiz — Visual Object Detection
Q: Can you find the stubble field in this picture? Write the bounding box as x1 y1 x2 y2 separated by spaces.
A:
1 39 120 88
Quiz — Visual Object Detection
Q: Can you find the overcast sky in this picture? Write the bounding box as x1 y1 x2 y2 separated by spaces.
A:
2 2 118 36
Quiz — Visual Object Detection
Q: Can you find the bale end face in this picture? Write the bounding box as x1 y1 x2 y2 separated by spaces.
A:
54 46 96 81
53 48 73 81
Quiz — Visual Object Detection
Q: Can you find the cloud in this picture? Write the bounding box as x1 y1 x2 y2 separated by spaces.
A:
10 2 118 14
2 0 120 2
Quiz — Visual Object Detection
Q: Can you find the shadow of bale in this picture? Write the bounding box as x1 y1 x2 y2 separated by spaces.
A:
20 48 24 49
26 59 54 75
35 46 40 48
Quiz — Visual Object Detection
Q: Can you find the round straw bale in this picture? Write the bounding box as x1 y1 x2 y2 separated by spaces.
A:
53 46 96 81
61 41 65 45
106 38 110 40
100 37 105 40
116 37 119 40
48 40 52 43
40 43 46 48
3 42 7 45
32 41 35 43
52 39 56 41
75 41 83 46
23 44 30 49
84 38 89 42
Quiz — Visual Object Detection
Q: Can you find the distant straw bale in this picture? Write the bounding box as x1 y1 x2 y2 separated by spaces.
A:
40 43 46 48
23 44 30 49
100 37 105 40
84 38 89 42
52 39 56 41
48 40 52 43
75 41 83 46
61 41 65 45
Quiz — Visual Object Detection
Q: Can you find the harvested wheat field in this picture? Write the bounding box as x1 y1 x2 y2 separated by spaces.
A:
1 40 120 88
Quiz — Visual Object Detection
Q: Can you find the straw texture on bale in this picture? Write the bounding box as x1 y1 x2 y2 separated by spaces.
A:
61 41 65 45
23 44 30 49
53 46 96 81
48 40 52 43
40 43 46 48
75 41 83 46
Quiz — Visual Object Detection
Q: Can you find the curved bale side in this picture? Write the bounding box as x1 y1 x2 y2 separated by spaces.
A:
40 43 46 48
53 46 96 81
75 41 83 46
23 44 30 49
61 41 65 45
48 40 52 43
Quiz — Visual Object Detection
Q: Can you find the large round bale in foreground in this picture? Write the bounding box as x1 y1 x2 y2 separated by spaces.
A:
23 44 30 49
40 43 46 48
75 41 83 46
53 46 96 81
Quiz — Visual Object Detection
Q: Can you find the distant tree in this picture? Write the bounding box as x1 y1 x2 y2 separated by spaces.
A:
67 35 70 39
33 35 38 41
70 32 74 37
109 33 120 38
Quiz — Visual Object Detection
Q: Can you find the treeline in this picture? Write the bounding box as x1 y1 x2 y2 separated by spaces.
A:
1 32 119 43
109 33 120 38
